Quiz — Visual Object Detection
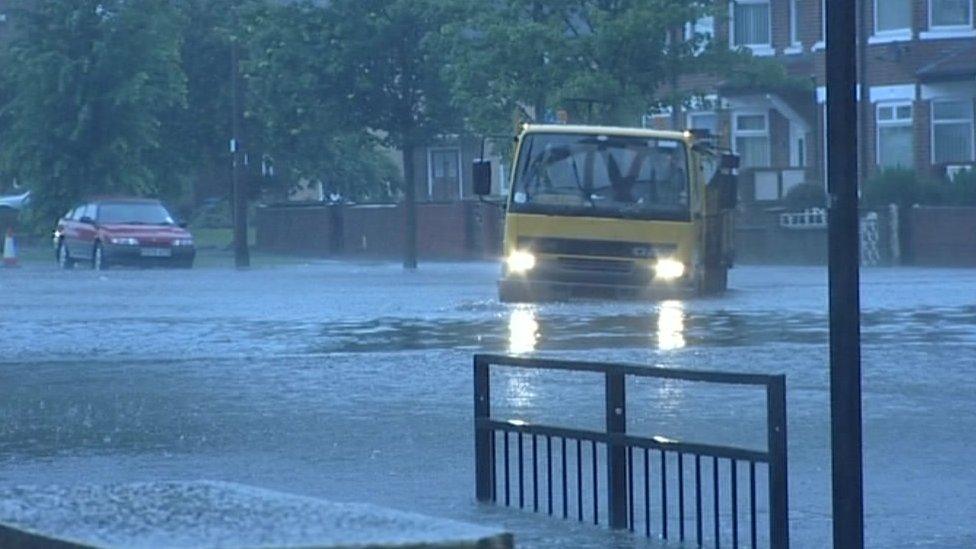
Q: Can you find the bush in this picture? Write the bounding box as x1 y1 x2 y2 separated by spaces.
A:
783 182 827 209
948 168 976 207
861 169 948 208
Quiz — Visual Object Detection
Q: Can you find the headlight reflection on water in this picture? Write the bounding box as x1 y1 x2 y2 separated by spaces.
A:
656 299 686 351
508 306 540 354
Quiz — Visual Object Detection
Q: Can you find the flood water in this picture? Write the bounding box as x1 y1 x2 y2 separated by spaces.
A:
1 262 975 548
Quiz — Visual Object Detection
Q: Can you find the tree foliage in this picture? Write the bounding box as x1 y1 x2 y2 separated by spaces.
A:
0 0 186 222
0 0 819 226
242 1 399 202
863 168 976 208
447 0 750 129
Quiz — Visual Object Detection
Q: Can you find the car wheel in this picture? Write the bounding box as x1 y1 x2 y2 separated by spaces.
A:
93 242 109 271
57 241 75 270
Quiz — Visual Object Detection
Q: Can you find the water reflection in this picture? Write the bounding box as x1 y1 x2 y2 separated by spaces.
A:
508 306 540 354
656 300 686 350
502 370 539 409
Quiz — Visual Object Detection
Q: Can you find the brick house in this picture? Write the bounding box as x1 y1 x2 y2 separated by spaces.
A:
405 135 512 203
646 0 976 205
412 1 975 207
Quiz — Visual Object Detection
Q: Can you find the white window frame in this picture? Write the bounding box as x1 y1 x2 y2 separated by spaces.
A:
685 15 715 54
875 101 914 169
870 0 914 43
426 147 462 200
729 0 774 56
930 98 976 164
785 0 803 53
687 111 719 136
732 111 771 168
685 15 715 40
922 0 976 39
813 0 827 50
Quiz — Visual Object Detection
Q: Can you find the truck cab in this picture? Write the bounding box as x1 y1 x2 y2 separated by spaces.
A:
474 124 737 302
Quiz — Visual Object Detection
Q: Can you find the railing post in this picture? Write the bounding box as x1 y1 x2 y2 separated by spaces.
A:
767 375 790 548
606 367 628 530
474 355 493 503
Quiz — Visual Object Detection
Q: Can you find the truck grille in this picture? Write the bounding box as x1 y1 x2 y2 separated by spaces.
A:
557 257 634 274
518 237 677 259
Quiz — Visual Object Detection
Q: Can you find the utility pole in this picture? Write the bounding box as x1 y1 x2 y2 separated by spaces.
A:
230 33 250 269
826 0 864 547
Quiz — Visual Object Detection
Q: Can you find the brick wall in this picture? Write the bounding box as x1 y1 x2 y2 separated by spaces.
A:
256 201 504 260
909 206 976 265
342 205 404 257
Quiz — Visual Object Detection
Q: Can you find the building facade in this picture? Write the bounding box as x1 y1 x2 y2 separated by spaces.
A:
646 0 976 205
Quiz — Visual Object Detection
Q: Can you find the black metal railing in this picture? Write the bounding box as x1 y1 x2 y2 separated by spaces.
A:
474 354 788 548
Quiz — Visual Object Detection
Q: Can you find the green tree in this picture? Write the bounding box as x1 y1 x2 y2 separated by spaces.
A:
448 0 800 131
0 0 186 224
327 0 464 268
241 1 399 203
167 0 243 211
446 0 579 132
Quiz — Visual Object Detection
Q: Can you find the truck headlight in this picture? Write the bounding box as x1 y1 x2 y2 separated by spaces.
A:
110 237 139 246
507 250 536 274
654 258 686 280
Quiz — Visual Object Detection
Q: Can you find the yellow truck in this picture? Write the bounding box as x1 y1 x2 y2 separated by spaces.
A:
473 124 738 301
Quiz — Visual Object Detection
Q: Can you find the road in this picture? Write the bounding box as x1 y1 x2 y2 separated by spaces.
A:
1 259 975 547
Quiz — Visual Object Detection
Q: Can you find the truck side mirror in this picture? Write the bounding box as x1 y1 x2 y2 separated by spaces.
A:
720 153 740 170
472 159 492 196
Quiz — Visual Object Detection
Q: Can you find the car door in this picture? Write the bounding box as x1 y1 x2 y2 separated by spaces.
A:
59 206 83 256
72 203 98 259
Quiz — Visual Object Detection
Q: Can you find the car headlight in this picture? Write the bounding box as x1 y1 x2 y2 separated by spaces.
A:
110 237 139 246
173 239 194 247
654 258 686 280
506 250 536 274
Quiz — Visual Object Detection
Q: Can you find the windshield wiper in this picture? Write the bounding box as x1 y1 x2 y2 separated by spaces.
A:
569 157 595 207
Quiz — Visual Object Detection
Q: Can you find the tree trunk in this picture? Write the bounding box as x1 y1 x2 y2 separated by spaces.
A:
402 144 418 270
231 38 250 269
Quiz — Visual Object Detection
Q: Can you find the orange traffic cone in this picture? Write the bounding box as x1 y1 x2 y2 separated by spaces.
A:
2 228 18 268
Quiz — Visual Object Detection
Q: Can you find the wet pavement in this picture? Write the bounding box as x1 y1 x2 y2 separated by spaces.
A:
1 260 975 547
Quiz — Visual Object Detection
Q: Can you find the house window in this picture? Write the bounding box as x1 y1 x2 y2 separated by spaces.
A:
813 0 826 49
685 15 715 53
427 148 461 201
875 0 912 33
734 113 771 168
732 1 771 47
876 103 914 169
930 0 973 28
689 112 719 135
932 100 975 163
790 0 801 45
644 112 674 130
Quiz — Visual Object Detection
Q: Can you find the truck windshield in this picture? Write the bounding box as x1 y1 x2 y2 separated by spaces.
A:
510 133 690 222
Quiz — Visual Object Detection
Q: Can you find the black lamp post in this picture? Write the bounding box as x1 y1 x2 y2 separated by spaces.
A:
826 0 865 547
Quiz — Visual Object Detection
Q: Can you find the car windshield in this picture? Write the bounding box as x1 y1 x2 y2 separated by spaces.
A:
98 203 175 225
510 133 690 222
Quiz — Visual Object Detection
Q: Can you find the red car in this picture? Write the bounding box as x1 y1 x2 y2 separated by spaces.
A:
53 198 195 270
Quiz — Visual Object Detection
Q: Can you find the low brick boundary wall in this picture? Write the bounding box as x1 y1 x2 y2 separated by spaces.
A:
909 206 976 267
256 201 504 260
